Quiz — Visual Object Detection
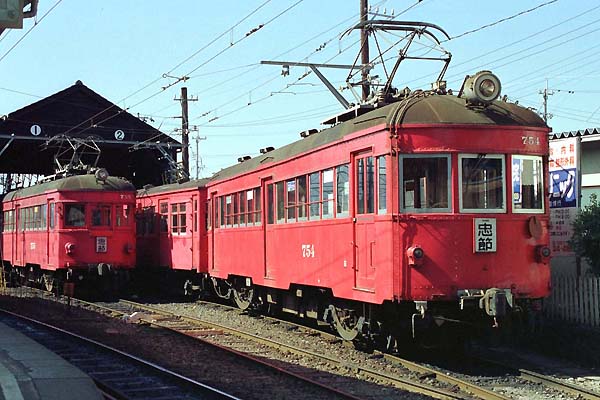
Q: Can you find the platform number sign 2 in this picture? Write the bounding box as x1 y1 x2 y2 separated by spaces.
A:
302 244 315 258
474 218 496 253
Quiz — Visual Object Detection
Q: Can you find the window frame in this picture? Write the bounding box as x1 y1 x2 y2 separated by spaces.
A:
458 153 506 214
64 203 86 228
511 155 545 214
400 153 452 213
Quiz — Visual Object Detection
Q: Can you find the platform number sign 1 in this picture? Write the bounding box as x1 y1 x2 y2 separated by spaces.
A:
302 244 315 258
474 218 496 253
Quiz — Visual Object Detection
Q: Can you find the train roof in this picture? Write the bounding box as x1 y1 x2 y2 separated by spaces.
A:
3 174 135 201
210 95 547 183
137 178 210 197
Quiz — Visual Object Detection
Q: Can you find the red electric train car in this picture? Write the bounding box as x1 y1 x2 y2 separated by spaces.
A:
200 70 551 345
1 169 136 294
138 71 551 346
135 179 209 293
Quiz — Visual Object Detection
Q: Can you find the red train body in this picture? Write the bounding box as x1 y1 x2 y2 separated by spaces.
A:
135 180 208 292
136 87 551 343
1 171 136 293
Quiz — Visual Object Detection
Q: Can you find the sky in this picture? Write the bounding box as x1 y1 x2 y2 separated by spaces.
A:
1 0 599 178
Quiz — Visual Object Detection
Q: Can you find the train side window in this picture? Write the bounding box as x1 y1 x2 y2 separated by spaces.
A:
356 158 375 215
459 154 506 213
297 176 307 221
267 184 274 225
41 205 47 229
336 164 349 217
401 155 451 213
116 205 132 227
378 156 387 214
309 172 320 219
49 203 55 229
65 204 86 227
205 200 210 231
159 202 168 233
512 155 544 213
254 188 261 225
171 203 187 234
244 190 253 226
276 182 285 223
322 169 334 219
238 191 245 226
286 179 296 222
225 195 232 227
3 210 15 232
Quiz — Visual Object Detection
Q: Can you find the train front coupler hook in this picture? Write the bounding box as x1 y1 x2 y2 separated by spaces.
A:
479 288 514 327
411 301 427 339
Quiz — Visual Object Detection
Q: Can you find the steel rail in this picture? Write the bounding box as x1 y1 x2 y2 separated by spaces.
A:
381 353 509 400
476 356 600 400
7 289 364 400
0 307 240 400
117 300 478 400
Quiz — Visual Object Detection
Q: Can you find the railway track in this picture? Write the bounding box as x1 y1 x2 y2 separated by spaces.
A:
92 298 466 400
5 287 600 400
0 308 240 400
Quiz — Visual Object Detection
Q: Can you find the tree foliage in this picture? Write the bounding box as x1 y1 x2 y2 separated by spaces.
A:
570 194 600 275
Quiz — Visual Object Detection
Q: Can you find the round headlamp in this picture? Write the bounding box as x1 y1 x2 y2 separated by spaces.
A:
460 70 501 106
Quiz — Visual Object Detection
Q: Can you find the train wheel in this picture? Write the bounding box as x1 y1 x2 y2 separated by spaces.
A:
211 277 232 300
327 305 365 341
232 285 254 310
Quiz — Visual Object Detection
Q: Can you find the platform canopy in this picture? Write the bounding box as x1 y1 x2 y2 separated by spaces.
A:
0 81 181 187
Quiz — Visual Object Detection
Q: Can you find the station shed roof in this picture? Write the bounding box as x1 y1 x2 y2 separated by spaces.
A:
0 81 180 187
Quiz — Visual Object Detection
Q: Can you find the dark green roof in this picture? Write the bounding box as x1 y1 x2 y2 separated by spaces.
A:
137 178 210 197
209 95 546 183
3 174 135 201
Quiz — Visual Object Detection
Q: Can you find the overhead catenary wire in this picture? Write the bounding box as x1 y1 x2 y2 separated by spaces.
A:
0 0 63 64
59 1 303 144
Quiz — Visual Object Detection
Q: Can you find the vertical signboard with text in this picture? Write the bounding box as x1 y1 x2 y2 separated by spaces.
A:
548 137 580 256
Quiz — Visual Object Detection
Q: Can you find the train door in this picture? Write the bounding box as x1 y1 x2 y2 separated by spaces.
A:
353 152 376 291
210 192 218 272
263 178 274 278
191 195 199 270
46 199 53 267
15 205 23 266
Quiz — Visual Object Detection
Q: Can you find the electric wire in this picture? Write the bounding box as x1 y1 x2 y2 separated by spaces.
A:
0 0 63 64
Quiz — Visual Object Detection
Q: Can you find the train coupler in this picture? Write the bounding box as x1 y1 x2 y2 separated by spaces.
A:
458 288 514 318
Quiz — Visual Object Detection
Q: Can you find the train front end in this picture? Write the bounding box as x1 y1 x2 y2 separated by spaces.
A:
393 72 551 332
55 172 137 293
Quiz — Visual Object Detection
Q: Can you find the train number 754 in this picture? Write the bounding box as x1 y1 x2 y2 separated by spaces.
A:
302 244 315 258
521 136 540 146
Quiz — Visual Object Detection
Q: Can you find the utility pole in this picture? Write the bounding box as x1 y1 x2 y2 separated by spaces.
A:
360 0 370 102
176 87 197 177
539 79 554 123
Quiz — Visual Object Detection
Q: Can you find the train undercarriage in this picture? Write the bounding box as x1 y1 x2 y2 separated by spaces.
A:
206 275 544 351
1 262 131 297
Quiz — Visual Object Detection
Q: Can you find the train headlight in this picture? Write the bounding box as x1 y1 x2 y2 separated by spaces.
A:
535 245 551 264
459 71 501 106
407 246 425 267
95 168 109 182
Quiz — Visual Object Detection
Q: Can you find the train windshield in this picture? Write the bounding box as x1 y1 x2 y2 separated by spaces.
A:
92 205 111 227
512 155 544 213
400 155 451 212
459 154 506 213
65 204 86 227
